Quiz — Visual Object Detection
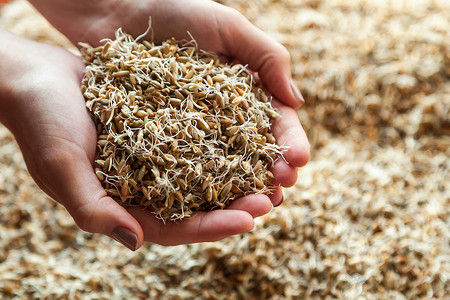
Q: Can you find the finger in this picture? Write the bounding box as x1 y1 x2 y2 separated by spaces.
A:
40 152 144 251
226 194 273 218
220 8 304 108
127 208 254 246
271 100 310 167
271 159 298 187
268 186 283 207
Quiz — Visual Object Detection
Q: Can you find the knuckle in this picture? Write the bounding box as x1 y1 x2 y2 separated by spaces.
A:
222 6 244 20
259 47 291 74
218 5 250 34
71 202 95 233
277 45 291 63
70 196 109 234
299 144 311 167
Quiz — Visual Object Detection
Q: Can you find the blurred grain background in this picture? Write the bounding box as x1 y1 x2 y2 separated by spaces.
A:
0 0 449 299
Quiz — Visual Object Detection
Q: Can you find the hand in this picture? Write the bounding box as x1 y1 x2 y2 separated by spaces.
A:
30 0 311 199
0 31 277 249
7 0 310 249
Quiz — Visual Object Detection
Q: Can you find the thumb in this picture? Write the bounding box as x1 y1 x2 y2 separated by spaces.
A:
41 152 144 251
220 9 305 108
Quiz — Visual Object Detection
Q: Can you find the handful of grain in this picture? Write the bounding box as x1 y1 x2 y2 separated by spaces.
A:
80 28 283 221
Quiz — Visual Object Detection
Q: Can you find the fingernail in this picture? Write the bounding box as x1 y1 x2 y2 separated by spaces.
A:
289 79 305 106
269 203 274 213
111 227 138 251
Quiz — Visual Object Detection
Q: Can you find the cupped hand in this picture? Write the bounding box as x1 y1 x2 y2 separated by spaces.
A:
7 0 310 249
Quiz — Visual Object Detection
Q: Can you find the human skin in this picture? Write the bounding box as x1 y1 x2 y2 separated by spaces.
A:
0 0 310 250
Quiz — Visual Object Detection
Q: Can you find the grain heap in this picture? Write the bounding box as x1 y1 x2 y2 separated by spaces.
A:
80 29 282 221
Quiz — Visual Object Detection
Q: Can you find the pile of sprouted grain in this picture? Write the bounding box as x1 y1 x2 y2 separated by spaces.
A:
80 28 283 221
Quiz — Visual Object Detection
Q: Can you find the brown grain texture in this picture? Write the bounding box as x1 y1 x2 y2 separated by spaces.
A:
81 30 281 221
0 0 449 299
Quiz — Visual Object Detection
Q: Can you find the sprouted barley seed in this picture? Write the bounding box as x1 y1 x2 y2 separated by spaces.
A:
80 28 284 221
